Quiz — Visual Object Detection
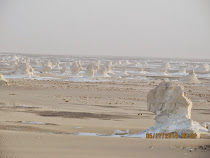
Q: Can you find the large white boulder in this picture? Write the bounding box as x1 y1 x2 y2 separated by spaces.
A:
131 81 208 138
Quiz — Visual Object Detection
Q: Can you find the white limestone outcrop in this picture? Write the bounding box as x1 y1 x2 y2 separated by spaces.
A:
105 62 112 73
0 73 9 86
95 66 110 77
195 64 210 73
178 67 187 74
70 62 81 75
180 70 201 83
87 63 100 72
60 64 67 74
130 81 208 138
42 63 52 74
85 67 95 78
15 63 35 76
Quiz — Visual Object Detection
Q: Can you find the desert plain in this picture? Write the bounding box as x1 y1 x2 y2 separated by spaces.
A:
0 78 210 158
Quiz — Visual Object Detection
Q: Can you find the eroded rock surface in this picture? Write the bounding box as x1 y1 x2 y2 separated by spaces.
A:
180 70 201 83
131 81 208 138
0 73 9 86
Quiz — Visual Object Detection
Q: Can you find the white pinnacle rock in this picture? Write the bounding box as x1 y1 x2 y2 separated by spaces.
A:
105 62 112 73
95 66 110 77
180 70 201 83
85 68 95 78
70 62 81 75
15 63 35 76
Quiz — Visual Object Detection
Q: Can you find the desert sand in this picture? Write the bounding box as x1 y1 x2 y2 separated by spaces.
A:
0 78 210 158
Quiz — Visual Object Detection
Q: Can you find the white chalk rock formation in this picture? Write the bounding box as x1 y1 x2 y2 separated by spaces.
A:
60 66 66 74
124 60 130 65
70 62 81 75
157 67 167 75
44 61 52 67
95 66 110 77
0 73 9 86
105 62 112 73
53 61 61 70
15 63 35 76
77 60 82 69
131 81 208 138
195 64 209 73
178 67 187 73
180 70 201 83
42 63 52 74
84 67 95 78
115 60 123 67
8 55 19 62
142 61 149 67
60 64 67 74
19 58 27 64
96 60 101 65
156 63 170 75
122 67 128 74
87 63 100 72
30 59 40 66
134 61 142 67
113 67 129 78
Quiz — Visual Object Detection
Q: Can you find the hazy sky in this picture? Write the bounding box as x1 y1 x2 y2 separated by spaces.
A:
0 0 209 58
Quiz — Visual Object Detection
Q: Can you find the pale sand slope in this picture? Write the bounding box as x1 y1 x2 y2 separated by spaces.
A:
0 79 210 158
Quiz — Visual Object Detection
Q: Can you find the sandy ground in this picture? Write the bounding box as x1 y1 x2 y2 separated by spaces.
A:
0 79 210 158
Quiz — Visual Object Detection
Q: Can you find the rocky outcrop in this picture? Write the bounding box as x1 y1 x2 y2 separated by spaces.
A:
105 61 112 73
42 63 52 74
131 81 208 138
85 68 94 78
95 66 110 77
70 62 81 75
180 70 201 83
195 64 209 73
178 67 187 74
87 63 100 72
15 63 35 76
0 73 9 86
157 63 170 75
